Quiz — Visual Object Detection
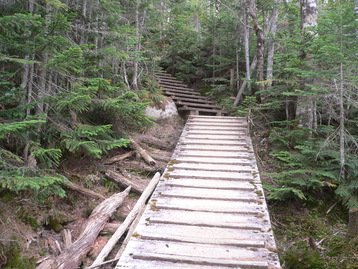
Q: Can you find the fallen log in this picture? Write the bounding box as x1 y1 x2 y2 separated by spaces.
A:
104 170 146 194
150 153 171 162
103 151 134 165
37 187 131 269
120 160 157 172
139 136 174 151
63 182 105 201
129 138 156 166
100 222 121 235
89 172 161 269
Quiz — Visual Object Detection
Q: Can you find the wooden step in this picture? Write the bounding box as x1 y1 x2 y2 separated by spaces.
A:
164 91 207 99
162 87 201 95
177 101 222 110
158 81 188 88
171 96 216 105
179 106 227 115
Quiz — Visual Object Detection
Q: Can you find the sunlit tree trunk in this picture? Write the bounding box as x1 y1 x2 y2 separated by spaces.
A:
266 0 280 88
244 0 251 95
295 0 318 128
249 0 265 101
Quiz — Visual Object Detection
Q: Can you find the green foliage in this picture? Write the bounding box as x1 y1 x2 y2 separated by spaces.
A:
0 241 36 269
0 167 67 199
0 118 46 139
61 124 130 158
265 124 358 208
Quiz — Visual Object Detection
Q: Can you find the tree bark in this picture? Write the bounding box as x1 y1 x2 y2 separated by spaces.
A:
296 0 318 128
104 151 135 165
266 0 280 88
37 187 131 269
104 170 147 194
63 182 106 200
348 208 358 237
249 0 265 101
130 138 156 166
120 161 157 172
244 1 251 95
89 172 161 268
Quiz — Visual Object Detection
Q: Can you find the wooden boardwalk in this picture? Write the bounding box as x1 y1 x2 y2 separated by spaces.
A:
116 115 281 269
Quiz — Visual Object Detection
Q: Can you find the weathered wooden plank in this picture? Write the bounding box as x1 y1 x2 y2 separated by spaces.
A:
185 133 247 140
179 144 250 152
186 122 247 127
186 129 246 135
164 91 208 99
173 156 252 165
171 96 216 104
120 240 270 262
153 196 261 214
163 178 255 190
141 209 262 230
169 162 254 172
178 138 247 146
177 150 252 158
166 169 255 181
155 186 257 202
133 223 265 247
131 253 268 268
186 125 247 131
117 260 266 269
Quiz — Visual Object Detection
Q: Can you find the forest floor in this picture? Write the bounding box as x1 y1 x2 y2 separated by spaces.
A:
1 114 357 269
0 116 185 269
251 122 358 269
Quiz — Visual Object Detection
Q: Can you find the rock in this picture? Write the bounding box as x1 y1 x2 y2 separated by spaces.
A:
145 98 178 121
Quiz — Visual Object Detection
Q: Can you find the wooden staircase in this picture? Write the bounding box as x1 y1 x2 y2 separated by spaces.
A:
116 115 281 269
155 70 227 116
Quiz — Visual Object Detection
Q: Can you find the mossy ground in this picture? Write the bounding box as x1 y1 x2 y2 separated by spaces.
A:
268 199 357 269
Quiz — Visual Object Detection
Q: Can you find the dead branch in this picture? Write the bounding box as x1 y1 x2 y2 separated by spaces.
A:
104 170 147 194
103 151 134 165
129 138 156 166
61 229 72 250
37 187 131 269
138 136 174 151
120 161 157 172
89 172 161 269
100 222 121 235
63 182 105 201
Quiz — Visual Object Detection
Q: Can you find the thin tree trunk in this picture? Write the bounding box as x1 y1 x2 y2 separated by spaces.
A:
249 0 265 101
234 0 278 106
266 0 279 88
132 0 140 90
244 1 251 94
295 0 318 128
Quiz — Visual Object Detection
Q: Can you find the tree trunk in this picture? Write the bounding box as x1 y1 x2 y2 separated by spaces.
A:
296 0 318 128
249 0 265 101
244 2 251 95
266 0 280 88
348 208 358 237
